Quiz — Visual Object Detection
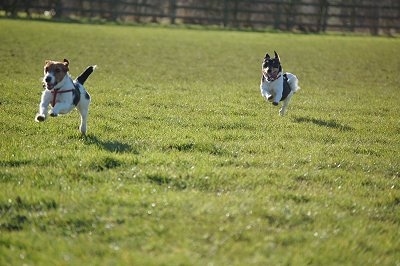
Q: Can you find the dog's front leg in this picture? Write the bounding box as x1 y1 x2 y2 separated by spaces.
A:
50 102 73 117
273 91 283 106
279 92 294 116
273 79 284 106
35 91 51 122
260 82 274 102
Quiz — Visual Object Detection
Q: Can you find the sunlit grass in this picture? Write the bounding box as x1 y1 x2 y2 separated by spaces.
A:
0 19 399 265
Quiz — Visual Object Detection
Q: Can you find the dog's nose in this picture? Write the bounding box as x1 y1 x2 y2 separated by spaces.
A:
45 76 51 83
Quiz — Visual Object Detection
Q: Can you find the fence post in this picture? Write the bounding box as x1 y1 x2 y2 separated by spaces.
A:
349 1 357 32
223 0 229 27
371 3 380 35
317 0 329 32
169 0 177 24
54 0 63 19
274 1 281 30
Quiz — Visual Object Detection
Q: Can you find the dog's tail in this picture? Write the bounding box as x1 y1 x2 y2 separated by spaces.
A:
76 65 96 85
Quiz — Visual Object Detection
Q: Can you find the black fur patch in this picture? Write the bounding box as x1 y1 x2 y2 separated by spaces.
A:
85 92 90 100
77 66 94 85
73 83 81 106
280 73 292 101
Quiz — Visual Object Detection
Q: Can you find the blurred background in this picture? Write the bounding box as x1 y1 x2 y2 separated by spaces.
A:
1 0 399 36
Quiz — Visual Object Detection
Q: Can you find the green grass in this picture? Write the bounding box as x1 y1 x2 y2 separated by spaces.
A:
0 19 399 265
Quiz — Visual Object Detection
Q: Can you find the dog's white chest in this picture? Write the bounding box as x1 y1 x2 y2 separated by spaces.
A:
261 76 283 96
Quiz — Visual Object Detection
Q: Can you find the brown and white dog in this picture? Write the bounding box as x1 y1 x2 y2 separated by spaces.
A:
35 59 95 134
260 51 300 116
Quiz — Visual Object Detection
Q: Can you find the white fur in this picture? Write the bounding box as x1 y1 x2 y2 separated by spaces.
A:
36 73 91 134
260 71 300 116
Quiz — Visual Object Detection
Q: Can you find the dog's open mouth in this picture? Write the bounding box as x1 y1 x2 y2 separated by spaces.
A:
263 69 279 80
268 71 278 79
44 82 55 90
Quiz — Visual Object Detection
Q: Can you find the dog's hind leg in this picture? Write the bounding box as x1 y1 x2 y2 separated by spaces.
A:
77 106 88 134
285 73 300 93
279 73 300 116
76 97 90 134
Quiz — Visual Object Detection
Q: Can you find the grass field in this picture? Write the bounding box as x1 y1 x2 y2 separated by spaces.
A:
0 19 399 265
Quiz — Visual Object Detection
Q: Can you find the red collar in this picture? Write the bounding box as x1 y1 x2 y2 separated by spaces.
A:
51 89 74 107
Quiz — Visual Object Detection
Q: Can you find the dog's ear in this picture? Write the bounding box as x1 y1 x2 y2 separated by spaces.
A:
264 53 270 59
63 59 69 71
274 51 280 61
44 60 50 73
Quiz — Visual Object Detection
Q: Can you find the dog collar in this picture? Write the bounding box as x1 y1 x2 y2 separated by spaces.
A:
51 89 74 107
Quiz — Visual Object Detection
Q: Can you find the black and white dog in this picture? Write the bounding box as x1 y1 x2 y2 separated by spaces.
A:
35 59 96 134
260 51 300 116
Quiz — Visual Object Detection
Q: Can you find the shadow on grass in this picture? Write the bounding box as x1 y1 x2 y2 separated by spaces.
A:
146 173 188 190
0 160 32 167
293 116 354 131
82 134 138 154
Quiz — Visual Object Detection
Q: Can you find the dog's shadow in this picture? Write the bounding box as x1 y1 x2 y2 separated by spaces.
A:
82 134 138 154
292 116 354 131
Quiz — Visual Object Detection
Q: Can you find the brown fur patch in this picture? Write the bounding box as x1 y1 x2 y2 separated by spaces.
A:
44 60 69 83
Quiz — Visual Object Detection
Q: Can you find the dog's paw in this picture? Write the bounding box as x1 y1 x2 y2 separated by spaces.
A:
49 112 58 117
273 102 279 106
35 114 45 122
